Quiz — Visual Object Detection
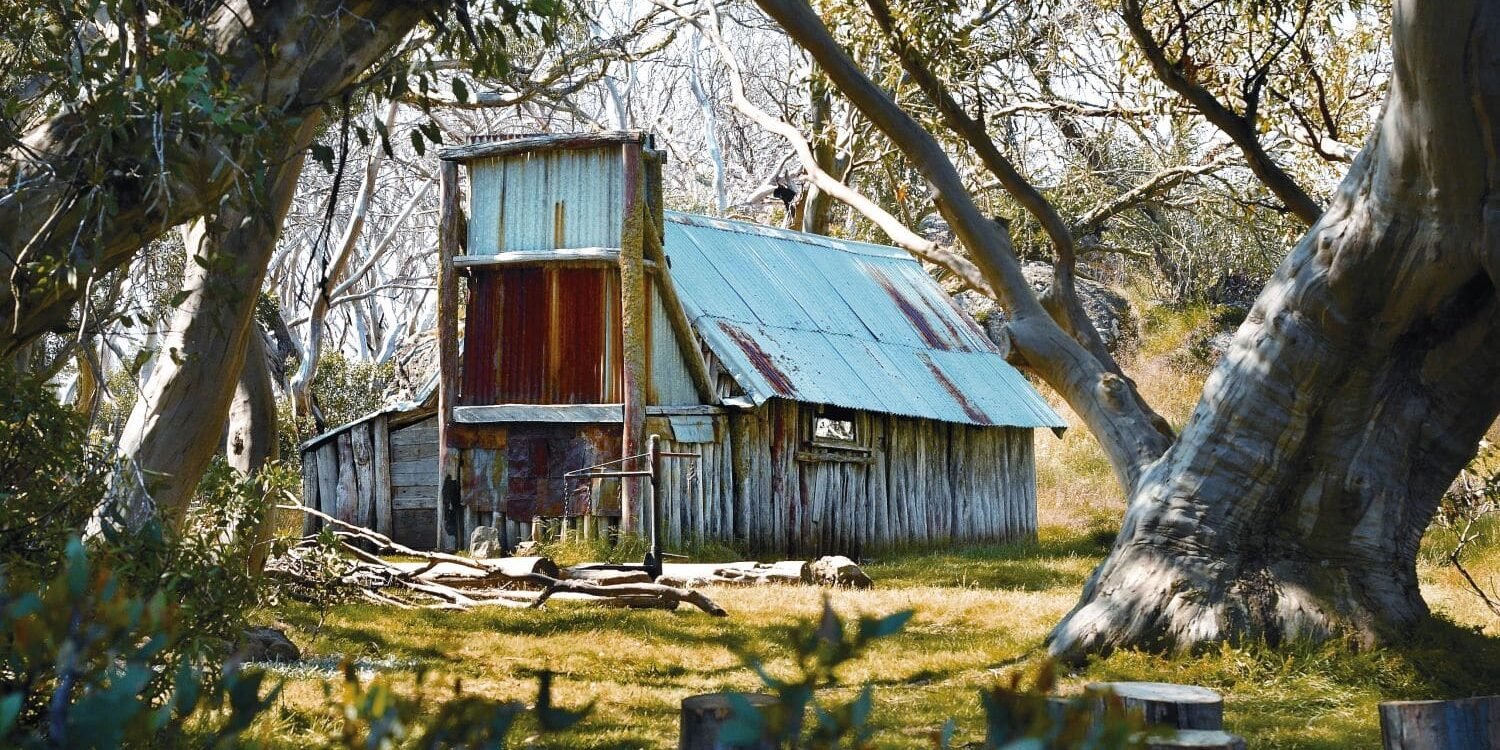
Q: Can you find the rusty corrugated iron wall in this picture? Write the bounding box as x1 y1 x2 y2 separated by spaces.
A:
462 267 621 405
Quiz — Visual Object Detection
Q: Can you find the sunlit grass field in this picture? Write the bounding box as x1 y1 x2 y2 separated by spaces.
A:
250 304 1500 748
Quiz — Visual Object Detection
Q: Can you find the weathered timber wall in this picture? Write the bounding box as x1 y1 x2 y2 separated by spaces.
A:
647 414 735 548
301 414 437 549
303 401 1038 556
727 399 1036 556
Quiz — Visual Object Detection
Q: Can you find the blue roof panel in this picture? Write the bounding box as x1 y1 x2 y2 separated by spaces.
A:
663 212 1066 429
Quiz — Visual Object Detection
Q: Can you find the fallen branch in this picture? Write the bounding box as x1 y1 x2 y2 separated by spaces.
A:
275 503 728 616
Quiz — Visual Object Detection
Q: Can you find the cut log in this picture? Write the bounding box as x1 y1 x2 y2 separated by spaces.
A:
561 568 653 585
1145 730 1247 749
1086 682 1224 731
679 692 777 750
1380 696 1500 749
809 556 873 589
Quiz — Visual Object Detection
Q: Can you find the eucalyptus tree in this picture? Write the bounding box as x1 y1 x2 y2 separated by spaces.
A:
752 0 1493 662
1 0 560 533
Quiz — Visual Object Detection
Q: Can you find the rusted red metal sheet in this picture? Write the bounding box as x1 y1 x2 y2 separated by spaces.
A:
553 268 610 403
467 424 622 520
461 267 620 405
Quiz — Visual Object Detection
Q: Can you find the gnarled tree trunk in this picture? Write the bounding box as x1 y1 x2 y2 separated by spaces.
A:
755 0 1500 659
1047 0 1500 659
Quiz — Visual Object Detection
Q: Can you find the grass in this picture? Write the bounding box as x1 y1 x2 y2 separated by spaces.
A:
249 302 1500 748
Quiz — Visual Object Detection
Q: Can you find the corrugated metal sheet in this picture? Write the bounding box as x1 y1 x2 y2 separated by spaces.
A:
647 278 699 406
662 212 1065 429
461 267 620 405
467 149 624 254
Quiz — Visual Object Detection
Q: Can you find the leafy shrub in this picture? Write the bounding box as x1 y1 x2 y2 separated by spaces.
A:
0 364 110 588
0 537 588 749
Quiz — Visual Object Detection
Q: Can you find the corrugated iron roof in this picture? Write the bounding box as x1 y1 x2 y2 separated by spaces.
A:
663 212 1065 429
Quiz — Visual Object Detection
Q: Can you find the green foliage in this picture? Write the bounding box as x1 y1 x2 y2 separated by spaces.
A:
0 365 110 588
311 352 396 434
0 537 589 749
724 600 1146 749
0 538 280 748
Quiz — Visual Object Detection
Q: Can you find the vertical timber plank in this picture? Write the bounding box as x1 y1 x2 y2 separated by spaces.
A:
352 423 375 529
301 448 320 536
373 415 393 537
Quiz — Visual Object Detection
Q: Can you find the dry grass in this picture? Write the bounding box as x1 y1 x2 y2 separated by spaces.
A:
249 303 1500 749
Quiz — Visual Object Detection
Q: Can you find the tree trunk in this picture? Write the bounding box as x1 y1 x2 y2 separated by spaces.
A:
108 119 318 534
0 0 427 355
1048 0 1500 660
756 0 1500 659
228 327 283 572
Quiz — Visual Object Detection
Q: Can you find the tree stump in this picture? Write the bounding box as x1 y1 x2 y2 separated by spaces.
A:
679 692 776 750
1144 729 1247 749
1087 682 1224 730
1379 696 1500 749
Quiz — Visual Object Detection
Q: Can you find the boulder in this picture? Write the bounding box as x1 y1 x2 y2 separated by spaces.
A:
239 627 300 663
952 261 1135 355
469 525 502 559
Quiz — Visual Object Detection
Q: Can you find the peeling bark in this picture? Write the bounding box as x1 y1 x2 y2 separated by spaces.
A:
1050 0 1500 659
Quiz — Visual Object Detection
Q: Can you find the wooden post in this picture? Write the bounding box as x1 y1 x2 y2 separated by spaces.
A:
436 159 463 552
619 140 648 535
679 692 776 750
1144 731 1246 749
645 433 663 577
1380 696 1500 749
300 448 320 536
1086 682 1224 731
372 415 393 537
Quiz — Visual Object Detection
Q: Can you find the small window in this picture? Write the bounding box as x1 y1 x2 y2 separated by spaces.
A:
811 407 859 448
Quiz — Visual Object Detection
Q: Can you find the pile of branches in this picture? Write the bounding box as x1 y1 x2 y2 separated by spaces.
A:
266 504 727 616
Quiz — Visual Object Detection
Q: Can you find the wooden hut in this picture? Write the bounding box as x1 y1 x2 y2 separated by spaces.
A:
299 131 1065 556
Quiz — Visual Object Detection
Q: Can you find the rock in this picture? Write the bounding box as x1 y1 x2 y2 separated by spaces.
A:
809 555 873 589
951 261 1135 355
469 525 503 558
515 540 541 556
239 627 300 663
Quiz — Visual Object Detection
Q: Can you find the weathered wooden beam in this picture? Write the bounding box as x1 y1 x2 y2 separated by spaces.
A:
453 404 624 424
619 141 648 534
646 405 728 416
436 159 463 552
452 248 656 268
372 414 393 537
437 130 650 163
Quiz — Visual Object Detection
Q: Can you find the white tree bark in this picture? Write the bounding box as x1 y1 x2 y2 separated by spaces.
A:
755 0 1500 659
289 102 398 424
1047 0 1500 659
108 118 318 533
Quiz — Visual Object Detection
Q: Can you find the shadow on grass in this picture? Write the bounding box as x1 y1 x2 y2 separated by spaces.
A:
1079 615 1500 750
864 528 1115 591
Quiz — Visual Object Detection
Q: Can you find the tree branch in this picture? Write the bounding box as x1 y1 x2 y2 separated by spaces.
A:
1120 0 1323 225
